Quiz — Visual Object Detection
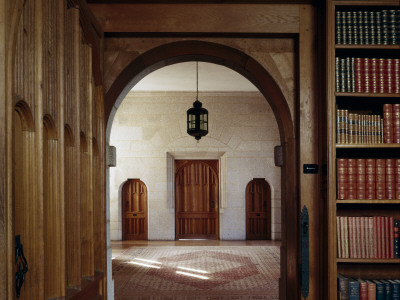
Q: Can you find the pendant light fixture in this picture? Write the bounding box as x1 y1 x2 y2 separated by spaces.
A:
187 61 208 140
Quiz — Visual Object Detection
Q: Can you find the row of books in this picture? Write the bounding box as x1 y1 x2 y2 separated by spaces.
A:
337 158 400 201
335 9 400 45
338 274 400 300
335 57 400 94
336 104 400 145
336 216 399 259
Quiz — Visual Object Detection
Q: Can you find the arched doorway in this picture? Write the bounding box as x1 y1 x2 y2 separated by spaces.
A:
246 178 271 240
105 40 298 299
121 179 148 240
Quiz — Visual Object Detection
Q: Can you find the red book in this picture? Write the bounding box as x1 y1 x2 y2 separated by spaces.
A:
378 58 386 94
358 279 368 300
364 58 370 93
348 159 357 199
396 159 400 200
355 57 364 93
348 217 354 258
387 59 393 93
390 216 395 259
376 159 386 200
386 159 395 200
380 216 385 258
357 159 366 199
393 104 400 143
394 59 400 94
365 158 376 199
337 159 348 200
383 104 393 144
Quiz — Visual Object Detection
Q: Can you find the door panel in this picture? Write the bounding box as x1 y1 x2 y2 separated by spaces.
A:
122 179 148 240
175 160 219 240
246 179 271 240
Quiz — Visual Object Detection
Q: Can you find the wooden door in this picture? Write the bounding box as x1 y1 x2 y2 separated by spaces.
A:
246 179 271 240
175 160 219 240
122 179 148 240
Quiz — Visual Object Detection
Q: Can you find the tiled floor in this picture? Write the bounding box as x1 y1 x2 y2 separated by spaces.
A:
111 240 281 259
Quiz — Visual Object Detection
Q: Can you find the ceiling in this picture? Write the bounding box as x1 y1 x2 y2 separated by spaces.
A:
132 62 258 92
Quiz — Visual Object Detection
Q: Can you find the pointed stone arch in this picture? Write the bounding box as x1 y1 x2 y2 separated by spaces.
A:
105 40 298 298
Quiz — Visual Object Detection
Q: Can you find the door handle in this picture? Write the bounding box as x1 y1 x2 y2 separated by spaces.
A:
15 235 28 299
301 206 309 299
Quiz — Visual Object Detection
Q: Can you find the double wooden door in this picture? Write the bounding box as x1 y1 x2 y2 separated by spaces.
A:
122 179 148 240
175 160 219 240
246 178 271 240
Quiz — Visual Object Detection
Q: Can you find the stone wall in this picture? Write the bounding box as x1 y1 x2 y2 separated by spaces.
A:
109 90 282 240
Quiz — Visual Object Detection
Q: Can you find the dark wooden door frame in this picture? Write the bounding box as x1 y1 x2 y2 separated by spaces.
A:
105 40 298 300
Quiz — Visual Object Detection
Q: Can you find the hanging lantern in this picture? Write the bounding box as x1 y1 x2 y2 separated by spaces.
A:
187 62 208 140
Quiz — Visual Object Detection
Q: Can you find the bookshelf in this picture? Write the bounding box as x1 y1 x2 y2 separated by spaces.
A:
327 1 400 299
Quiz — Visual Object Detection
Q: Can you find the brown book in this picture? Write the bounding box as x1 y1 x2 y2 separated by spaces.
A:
390 216 394 258
383 104 393 143
378 58 386 94
369 217 375 258
355 57 364 93
366 280 376 300
337 159 348 200
396 159 400 200
393 104 400 144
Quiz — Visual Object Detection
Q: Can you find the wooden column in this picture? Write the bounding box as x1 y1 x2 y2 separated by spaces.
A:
299 5 320 300
65 6 82 289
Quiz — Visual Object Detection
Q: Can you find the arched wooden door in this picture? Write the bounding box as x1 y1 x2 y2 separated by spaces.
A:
122 179 148 240
175 160 219 240
246 178 271 240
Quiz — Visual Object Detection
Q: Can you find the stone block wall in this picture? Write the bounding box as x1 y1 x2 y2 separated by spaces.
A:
109 91 282 240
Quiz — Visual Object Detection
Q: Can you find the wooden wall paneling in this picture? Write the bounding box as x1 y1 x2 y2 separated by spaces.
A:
12 0 46 296
298 5 319 299
88 4 300 34
43 115 65 298
93 85 107 297
0 0 5 296
80 41 94 279
65 6 82 289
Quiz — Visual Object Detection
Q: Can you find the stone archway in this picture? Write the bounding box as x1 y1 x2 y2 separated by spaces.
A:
105 40 298 299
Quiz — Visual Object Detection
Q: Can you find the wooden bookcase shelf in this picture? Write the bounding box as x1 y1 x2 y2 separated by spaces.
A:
336 45 400 50
336 200 400 204
336 144 400 148
337 258 400 263
335 92 400 97
327 1 400 299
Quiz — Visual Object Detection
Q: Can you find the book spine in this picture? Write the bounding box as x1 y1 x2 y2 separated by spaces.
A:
396 159 400 200
366 159 376 200
349 280 360 300
382 10 389 45
337 216 342 258
395 219 399 259
393 104 400 144
337 158 348 200
336 11 342 44
386 158 395 200
348 159 357 199
376 159 386 200
394 59 399 94
383 104 393 144
355 57 363 93
390 216 395 259
357 159 366 200
369 217 375 258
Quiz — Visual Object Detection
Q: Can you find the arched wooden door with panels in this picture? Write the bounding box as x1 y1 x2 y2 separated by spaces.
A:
175 160 219 240
122 179 148 240
246 178 271 240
